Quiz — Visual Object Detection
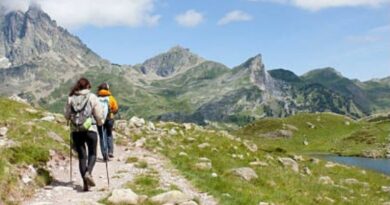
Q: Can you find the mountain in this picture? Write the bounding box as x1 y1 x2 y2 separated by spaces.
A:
0 6 388 125
0 5 109 101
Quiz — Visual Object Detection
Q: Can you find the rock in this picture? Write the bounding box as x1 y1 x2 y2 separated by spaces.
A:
324 197 335 204
303 139 309 146
306 122 316 129
319 176 334 185
249 161 269 167
47 131 64 143
263 130 293 138
382 186 390 193
310 158 320 164
362 149 382 158
8 95 28 104
0 127 8 137
179 152 188 157
195 162 212 171
211 172 218 177
304 167 312 175
278 157 299 173
230 167 258 181
292 155 304 161
135 138 146 148
115 120 128 130
284 123 298 131
325 162 338 168
243 140 258 152
383 202 390 205
129 116 145 128
53 186 73 192
345 121 351 126
186 137 196 142
149 190 191 204
21 165 37 184
74 199 104 205
198 157 211 162
183 123 192 130
41 115 55 122
198 143 210 149
259 202 273 205
108 189 139 205
146 121 156 130
179 201 198 205
168 129 178 135
25 108 38 114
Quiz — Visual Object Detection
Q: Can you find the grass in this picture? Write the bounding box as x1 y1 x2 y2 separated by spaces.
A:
126 156 139 164
0 98 69 204
127 119 390 205
234 112 390 157
135 160 148 169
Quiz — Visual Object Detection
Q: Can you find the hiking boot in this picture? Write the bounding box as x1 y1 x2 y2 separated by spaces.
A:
83 180 89 192
108 153 114 158
84 173 96 187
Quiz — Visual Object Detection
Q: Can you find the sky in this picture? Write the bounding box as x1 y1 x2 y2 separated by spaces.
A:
1 0 390 81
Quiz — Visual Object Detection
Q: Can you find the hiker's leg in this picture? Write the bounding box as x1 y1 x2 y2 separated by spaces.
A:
105 119 114 155
86 131 98 174
72 132 88 177
97 125 107 159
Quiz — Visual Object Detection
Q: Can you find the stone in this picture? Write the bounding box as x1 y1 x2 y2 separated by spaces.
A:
195 162 212 171
183 123 192 130
303 139 309 146
325 162 338 168
146 121 156 130
249 161 269 167
0 127 8 137
278 157 299 173
306 122 316 129
198 143 210 149
135 138 146 148
149 190 191 204
293 155 304 161
168 129 178 135
319 176 334 185
382 186 390 193
186 137 196 142
129 116 145 128
310 158 320 164
179 152 188 157
25 108 39 114
211 172 218 177
179 201 198 205
53 186 73 192
108 189 139 205
345 121 351 126
47 131 64 143
230 167 258 181
304 167 312 175
243 140 258 152
41 115 55 122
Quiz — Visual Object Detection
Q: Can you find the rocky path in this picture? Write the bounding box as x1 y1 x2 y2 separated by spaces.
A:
24 135 217 205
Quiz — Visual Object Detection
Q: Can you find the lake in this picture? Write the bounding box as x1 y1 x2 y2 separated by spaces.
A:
320 155 390 176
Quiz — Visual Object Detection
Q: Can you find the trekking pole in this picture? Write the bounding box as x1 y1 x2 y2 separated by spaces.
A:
102 126 110 188
68 121 73 185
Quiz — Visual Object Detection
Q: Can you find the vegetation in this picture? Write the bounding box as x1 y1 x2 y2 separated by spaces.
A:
0 98 68 204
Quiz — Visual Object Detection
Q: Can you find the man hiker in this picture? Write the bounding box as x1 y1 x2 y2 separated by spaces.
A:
97 83 118 160
64 77 104 191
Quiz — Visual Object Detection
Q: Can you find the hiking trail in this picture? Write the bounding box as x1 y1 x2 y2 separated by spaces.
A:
24 132 218 205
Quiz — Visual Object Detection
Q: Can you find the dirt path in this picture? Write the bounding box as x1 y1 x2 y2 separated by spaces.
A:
25 135 217 205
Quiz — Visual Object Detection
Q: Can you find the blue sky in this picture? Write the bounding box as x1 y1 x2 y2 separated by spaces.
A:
3 0 389 80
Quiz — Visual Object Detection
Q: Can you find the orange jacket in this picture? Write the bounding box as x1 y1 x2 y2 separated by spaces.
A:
98 90 118 114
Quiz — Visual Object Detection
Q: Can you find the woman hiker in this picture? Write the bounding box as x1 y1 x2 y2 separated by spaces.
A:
64 77 104 191
97 83 118 161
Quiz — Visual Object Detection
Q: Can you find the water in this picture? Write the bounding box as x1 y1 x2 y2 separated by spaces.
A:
320 155 390 176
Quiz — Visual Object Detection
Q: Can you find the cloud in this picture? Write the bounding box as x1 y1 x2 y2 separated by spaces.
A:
218 10 252 25
346 24 390 44
251 0 390 11
0 0 161 28
175 10 204 27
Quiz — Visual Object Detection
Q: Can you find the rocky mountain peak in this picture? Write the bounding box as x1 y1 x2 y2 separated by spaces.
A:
140 46 204 77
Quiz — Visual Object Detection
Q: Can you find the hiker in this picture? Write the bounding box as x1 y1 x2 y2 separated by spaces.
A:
97 83 118 160
64 77 104 191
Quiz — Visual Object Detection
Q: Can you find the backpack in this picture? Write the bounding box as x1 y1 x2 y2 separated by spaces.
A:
98 96 110 121
70 93 93 131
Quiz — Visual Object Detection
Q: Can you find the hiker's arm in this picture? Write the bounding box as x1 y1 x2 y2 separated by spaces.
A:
64 97 71 120
91 95 104 126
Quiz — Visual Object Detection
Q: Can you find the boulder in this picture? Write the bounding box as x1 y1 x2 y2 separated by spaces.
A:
40 115 56 122
249 161 269 167
135 138 146 148
278 157 299 173
195 162 212 171
230 167 258 181
304 167 312 175
108 189 139 205
198 143 210 149
319 176 334 185
0 127 8 137
149 190 191 204
129 116 145 128
182 123 192 130
243 140 258 152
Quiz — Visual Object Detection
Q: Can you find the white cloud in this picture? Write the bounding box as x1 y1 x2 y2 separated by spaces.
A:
218 10 252 26
0 0 161 28
251 0 390 11
175 10 204 27
346 24 390 44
